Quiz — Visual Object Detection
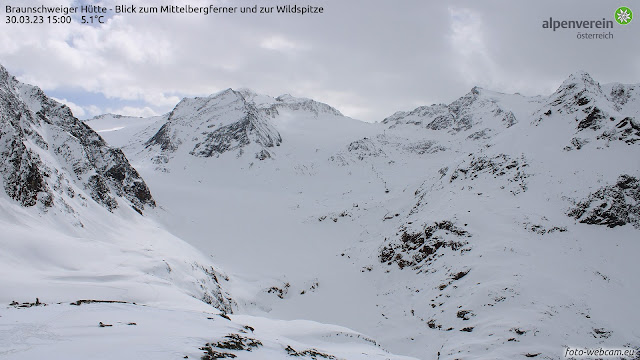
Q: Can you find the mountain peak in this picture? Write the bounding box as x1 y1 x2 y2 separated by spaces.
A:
211 87 243 100
0 64 14 88
560 70 599 89
553 71 604 100
275 93 300 102
88 113 132 121
541 70 605 114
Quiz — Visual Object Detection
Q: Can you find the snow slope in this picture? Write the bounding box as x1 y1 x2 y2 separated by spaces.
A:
0 64 414 360
2 62 639 359
86 73 640 360
84 113 166 149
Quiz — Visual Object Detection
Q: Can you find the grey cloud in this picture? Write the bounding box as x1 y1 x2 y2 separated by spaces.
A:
0 0 637 122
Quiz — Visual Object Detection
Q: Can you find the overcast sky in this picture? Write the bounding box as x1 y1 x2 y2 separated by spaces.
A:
1 0 638 122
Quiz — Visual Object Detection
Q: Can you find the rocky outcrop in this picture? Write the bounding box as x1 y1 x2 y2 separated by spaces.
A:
448 153 530 195
379 220 472 271
568 174 640 228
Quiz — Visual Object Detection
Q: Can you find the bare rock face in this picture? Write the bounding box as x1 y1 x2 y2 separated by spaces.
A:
0 64 155 213
568 174 640 228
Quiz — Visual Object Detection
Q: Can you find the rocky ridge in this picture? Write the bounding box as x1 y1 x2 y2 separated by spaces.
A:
0 64 155 215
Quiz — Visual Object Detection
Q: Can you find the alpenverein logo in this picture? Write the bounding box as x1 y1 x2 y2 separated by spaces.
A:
615 7 632 25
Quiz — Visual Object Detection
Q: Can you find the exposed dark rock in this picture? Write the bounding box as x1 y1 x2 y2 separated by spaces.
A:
9 298 46 308
577 107 605 130
564 137 589 151
608 83 635 108
146 122 179 152
452 269 470 280
449 154 529 194
200 349 236 360
255 149 271 160
199 265 235 314
199 334 262 360
87 175 118 211
266 282 290 299
568 174 640 228
426 113 455 130
285 345 337 359
210 334 262 351
592 328 612 339
523 223 567 235
70 299 130 306
427 319 442 329
598 117 640 144
457 310 474 320
380 220 471 271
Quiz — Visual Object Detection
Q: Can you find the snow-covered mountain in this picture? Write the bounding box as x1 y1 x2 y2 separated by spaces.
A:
533 71 640 149
0 65 410 360
2 64 639 360
383 86 519 132
139 88 349 169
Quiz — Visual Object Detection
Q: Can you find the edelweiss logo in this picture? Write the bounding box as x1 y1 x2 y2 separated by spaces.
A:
615 7 633 25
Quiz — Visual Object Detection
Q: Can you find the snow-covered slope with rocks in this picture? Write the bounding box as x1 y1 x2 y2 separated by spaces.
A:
91 71 639 360
351 73 640 359
0 65 413 360
3 64 639 360
383 86 520 132
0 63 233 312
